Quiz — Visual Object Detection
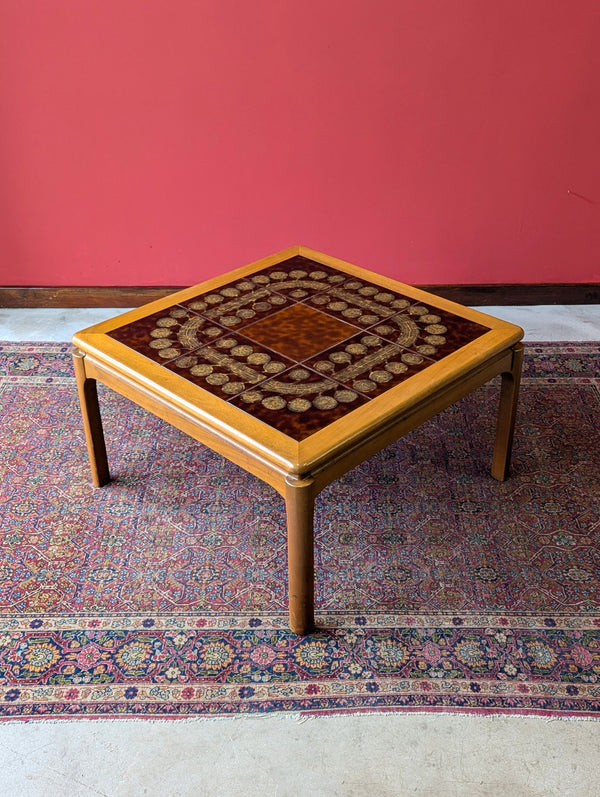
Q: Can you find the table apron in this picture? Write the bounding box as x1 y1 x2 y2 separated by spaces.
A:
307 346 517 494
81 355 293 495
80 344 516 499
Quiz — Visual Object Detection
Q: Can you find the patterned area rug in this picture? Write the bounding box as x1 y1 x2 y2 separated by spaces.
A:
0 341 599 719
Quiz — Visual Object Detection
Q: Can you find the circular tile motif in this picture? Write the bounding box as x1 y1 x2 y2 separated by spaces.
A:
335 389 359 403
157 347 180 359
313 395 338 410
288 398 312 412
247 352 271 365
190 364 213 377
370 370 393 383
354 379 377 392
264 361 287 373
262 396 286 410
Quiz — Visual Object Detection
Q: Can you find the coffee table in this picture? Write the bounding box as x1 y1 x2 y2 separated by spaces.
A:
72 246 523 634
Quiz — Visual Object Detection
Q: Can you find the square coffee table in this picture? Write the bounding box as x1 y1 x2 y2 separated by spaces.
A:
72 246 523 634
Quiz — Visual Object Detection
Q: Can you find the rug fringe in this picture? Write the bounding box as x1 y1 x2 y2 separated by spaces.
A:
3 709 600 726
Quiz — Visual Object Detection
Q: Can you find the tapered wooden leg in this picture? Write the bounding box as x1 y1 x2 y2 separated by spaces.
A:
72 348 111 487
284 475 316 635
491 343 524 481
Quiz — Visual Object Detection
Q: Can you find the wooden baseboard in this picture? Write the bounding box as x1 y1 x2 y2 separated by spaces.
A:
1 283 599 308
420 283 600 306
0 286 184 308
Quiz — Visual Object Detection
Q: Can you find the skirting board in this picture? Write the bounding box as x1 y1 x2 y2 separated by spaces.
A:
1 284 599 308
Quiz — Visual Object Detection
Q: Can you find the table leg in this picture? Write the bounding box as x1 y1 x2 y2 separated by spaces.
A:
72 348 111 487
284 475 316 635
491 343 524 481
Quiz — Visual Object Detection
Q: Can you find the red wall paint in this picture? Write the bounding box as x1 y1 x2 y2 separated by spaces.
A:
1 0 599 287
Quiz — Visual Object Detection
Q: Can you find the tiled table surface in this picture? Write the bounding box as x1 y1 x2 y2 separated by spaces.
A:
106 254 490 441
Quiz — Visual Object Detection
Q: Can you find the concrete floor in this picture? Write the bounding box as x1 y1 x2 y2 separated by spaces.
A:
1 304 599 342
0 305 599 796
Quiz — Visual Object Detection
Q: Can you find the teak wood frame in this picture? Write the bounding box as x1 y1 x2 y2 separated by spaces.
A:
72 246 524 634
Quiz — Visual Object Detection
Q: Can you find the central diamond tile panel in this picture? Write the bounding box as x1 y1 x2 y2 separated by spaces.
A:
241 304 358 362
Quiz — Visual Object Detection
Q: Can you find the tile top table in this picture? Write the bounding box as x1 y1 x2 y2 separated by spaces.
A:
72 246 524 634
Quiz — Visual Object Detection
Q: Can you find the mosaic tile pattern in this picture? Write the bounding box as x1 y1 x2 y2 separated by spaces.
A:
303 334 432 400
370 305 491 361
108 307 226 364
165 333 295 400
230 366 370 440
107 256 491 440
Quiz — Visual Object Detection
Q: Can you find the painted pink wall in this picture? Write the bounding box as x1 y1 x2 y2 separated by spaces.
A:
1 0 599 287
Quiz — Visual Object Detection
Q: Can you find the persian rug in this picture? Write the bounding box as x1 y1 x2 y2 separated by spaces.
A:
0 341 599 720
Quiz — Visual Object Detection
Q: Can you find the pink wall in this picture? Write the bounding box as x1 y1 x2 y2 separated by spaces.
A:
1 0 599 287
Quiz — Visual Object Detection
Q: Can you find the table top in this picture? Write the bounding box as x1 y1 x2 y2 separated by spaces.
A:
73 247 523 476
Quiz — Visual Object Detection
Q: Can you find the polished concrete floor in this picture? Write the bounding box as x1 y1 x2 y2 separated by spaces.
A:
0 305 599 797
1 304 599 342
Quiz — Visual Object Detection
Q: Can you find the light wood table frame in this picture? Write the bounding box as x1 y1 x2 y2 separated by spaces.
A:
72 246 524 634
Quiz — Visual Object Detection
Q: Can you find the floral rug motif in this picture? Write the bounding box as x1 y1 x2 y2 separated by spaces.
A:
0 341 599 719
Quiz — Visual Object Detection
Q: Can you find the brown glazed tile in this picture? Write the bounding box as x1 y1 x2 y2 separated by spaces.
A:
241 304 358 362
164 333 295 400
230 365 369 440
180 279 292 330
369 305 490 360
249 256 349 300
107 306 226 363
306 277 415 328
303 332 432 399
